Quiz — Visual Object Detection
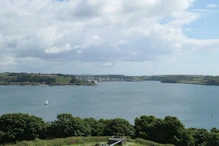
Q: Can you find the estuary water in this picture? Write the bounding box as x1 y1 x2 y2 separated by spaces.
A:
0 81 219 129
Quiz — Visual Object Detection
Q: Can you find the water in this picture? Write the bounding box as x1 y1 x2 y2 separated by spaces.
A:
0 81 219 129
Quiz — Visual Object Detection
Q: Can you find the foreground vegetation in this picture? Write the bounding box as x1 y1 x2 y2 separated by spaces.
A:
3 137 173 146
0 113 219 146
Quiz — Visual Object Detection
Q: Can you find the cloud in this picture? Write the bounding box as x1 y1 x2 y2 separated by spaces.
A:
1 0 219 74
206 4 218 8
45 43 80 54
0 56 16 67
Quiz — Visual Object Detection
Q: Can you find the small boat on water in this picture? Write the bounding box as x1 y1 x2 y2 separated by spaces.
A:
44 100 48 105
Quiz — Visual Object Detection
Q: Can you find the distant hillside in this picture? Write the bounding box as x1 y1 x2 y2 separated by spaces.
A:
1 73 219 86
0 72 96 86
138 75 219 86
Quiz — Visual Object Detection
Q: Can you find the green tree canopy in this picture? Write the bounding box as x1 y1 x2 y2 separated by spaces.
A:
134 115 194 146
0 113 46 143
104 118 135 137
49 114 91 138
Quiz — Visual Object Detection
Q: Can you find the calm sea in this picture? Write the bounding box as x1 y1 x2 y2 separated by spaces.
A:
0 81 218 129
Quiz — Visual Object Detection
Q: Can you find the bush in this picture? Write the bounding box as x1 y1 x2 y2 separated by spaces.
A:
0 113 47 144
134 115 194 146
104 118 135 137
48 114 91 138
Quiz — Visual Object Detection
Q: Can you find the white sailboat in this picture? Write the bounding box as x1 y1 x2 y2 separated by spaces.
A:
44 100 48 105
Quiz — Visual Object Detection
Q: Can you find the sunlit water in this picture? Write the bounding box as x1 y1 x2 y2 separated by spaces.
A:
0 81 218 129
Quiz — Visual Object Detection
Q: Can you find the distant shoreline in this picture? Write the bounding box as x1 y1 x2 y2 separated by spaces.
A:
1 72 219 86
0 84 96 86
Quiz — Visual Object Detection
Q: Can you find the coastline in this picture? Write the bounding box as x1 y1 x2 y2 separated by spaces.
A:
0 83 97 86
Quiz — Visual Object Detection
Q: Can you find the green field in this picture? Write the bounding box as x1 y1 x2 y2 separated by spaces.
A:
55 76 72 84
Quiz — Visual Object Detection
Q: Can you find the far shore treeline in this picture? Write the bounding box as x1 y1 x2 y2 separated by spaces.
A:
1 72 219 86
0 113 219 146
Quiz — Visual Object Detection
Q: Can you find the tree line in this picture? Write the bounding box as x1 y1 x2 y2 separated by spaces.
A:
8 75 56 84
0 113 219 146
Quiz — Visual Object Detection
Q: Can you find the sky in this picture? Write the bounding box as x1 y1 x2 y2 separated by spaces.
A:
0 0 219 75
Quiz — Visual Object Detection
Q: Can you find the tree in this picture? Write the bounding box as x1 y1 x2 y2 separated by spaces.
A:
162 116 194 146
84 118 105 136
188 128 208 146
211 127 219 133
105 118 135 137
134 115 194 146
0 131 5 143
206 132 219 146
69 78 77 83
0 113 46 144
134 115 164 141
49 114 91 138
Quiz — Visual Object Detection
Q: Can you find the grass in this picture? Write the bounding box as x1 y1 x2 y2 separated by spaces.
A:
64 142 169 146
63 142 107 146
128 138 173 146
4 137 174 146
55 77 72 84
0 73 5 76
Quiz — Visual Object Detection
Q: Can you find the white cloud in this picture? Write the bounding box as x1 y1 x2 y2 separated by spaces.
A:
45 43 79 54
102 62 113 67
0 56 16 67
206 4 218 8
1 0 219 75
76 50 83 54
91 35 100 40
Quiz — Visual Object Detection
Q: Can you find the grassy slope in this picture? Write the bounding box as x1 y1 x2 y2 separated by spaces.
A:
55 76 72 84
5 137 174 146
0 73 8 84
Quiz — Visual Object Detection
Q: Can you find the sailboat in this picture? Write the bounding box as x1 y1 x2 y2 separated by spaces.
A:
44 100 48 105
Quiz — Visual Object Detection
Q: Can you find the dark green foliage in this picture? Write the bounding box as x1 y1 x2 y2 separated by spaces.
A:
7 73 28 76
135 116 164 141
204 128 219 146
104 118 135 137
84 118 105 136
188 128 208 146
69 77 77 83
0 130 5 143
0 76 4 82
1 113 219 146
69 78 88 84
206 132 219 146
134 115 194 146
162 116 192 146
0 113 47 143
211 127 219 133
49 114 91 138
205 80 219 85
10 75 56 84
